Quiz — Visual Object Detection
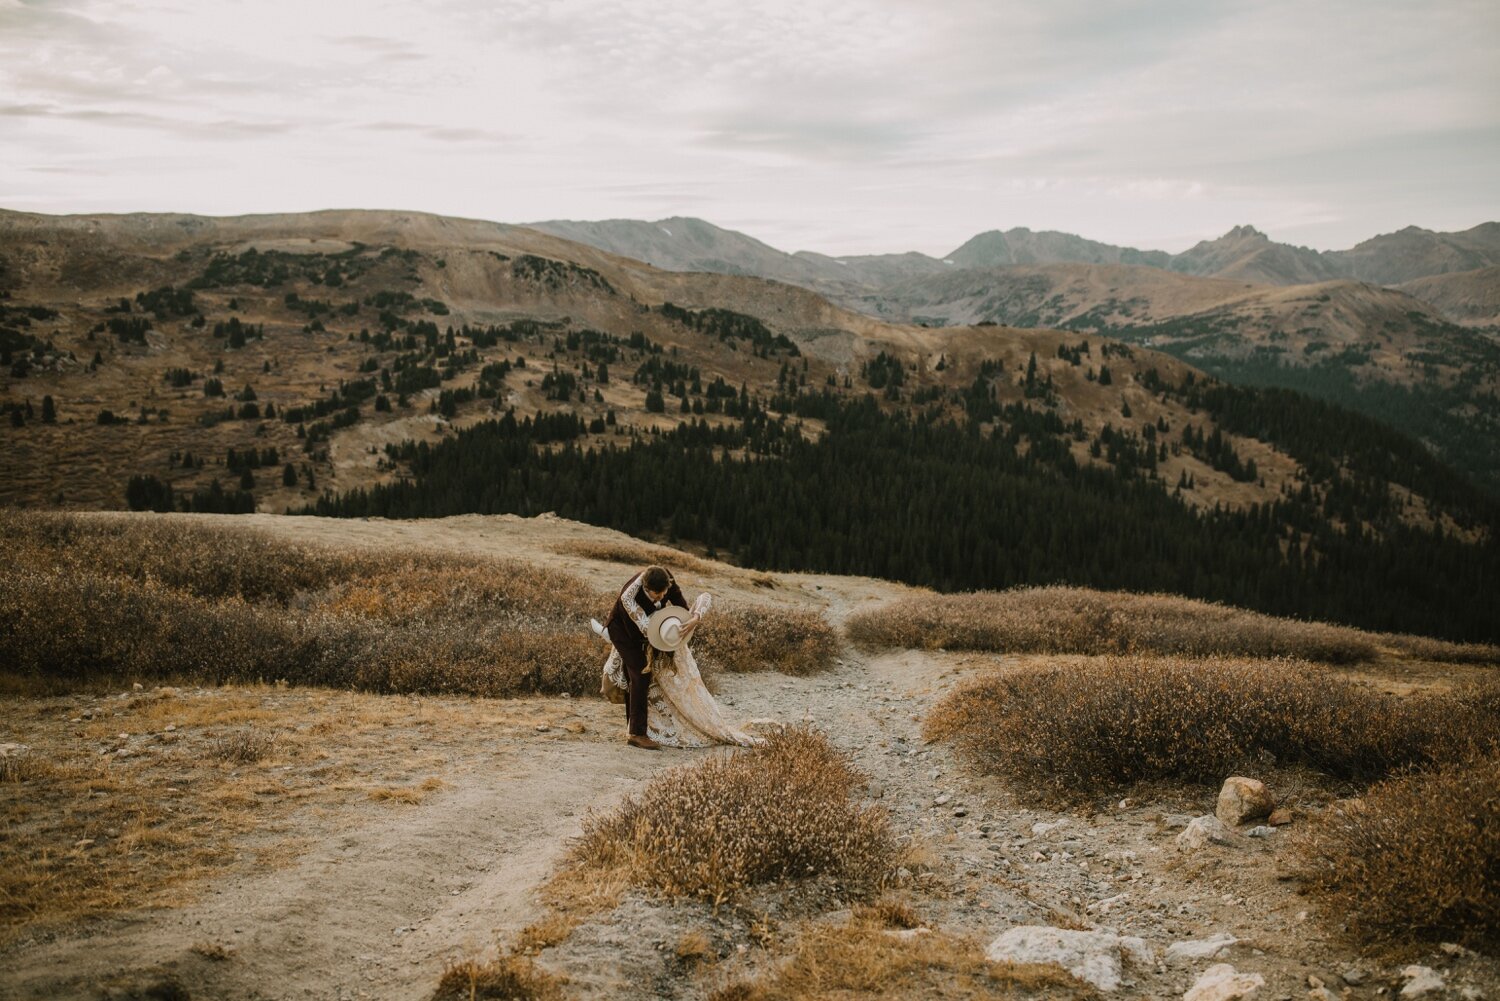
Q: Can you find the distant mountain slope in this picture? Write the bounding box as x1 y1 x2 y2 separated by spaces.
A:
1396 266 1500 327
1331 223 1500 285
1167 225 1343 285
948 227 1172 270
853 261 1500 491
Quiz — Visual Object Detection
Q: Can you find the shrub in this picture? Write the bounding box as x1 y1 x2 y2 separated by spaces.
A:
694 604 840 675
568 727 896 906
555 539 714 576
210 728 278 764
707 910 1083 1001
925 656 1500 801
429 956 564 1001
1376 632 1500 665
848 586 1381 664
0 513 609 697
1294 756 1500 948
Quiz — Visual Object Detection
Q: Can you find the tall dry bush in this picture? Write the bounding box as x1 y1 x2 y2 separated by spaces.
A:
556 539 715 576
569 727 896 906
0 513 609 696
1376 632 1500 666
848 586 1380 664
4 511 358 603
1294 756 1500 948
694 604 840 675
925 657 1500 800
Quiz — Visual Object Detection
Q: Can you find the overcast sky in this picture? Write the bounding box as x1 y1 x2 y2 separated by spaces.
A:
2 0 1497 256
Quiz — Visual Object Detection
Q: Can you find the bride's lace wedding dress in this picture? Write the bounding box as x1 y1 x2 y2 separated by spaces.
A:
602 593 761 748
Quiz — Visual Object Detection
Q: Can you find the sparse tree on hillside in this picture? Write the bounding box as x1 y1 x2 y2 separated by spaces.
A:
40 395 56 423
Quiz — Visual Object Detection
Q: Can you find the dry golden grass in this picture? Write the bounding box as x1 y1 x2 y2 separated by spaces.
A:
1294 755 1500 948
0 684 566 944
694 604 841 675
513 913 582 956
848 586 1390 664
926 656 1500 801
190 940 236 961
368 777 446 805
675 929 718 966
429 956 567 1001
209 727 278 763
1376 631 1500 665
706 912 1090 1001
569 727 896 907
0 511 606 697
555 538 716 576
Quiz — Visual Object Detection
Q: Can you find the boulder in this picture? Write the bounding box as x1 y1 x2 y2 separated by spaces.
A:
985 926 1153 992
1216 777 1274 826
1165 934 1238 964
1183 963 1265 1001
1176 815 1240 852
1401 966 1445 998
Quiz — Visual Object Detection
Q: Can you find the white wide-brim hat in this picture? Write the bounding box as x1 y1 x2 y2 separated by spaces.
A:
646 605 691 651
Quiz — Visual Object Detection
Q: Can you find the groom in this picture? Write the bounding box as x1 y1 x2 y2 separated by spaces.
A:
605 565 696 751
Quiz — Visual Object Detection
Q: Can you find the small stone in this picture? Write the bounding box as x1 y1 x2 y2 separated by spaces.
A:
1400 966 1445 998
985 926 1153 992
934 793 952 806
1216 777 1274 827
1267 808 1293 826
165 723 177 732
1165 934 1238 964
1341 966 1368 986
132 683 143 691
1310 989 1339 1001
1031 819 1067 836
866 782 885 800
1164 814 1195 829
953 807 968 817
1176 816 1240 852
1118 798 1135 809
1245 826 1276 838
1184 963 1265 1001
534 724 549 732
1440 942 1474 957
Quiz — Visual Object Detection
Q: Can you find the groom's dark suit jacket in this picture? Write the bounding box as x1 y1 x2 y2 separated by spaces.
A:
605 571 687 670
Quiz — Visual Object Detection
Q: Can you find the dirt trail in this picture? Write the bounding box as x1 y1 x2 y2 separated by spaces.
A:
3 698 676 1000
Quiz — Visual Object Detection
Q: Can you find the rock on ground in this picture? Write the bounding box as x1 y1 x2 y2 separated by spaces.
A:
1216 777 1274 827
985 925 1153 992
1176 815 1240 851
1401 966 1446 997
1166 934 1238 964
1183 963 1265 1001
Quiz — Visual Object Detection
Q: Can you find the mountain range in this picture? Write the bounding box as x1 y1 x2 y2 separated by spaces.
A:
530 217 1500 310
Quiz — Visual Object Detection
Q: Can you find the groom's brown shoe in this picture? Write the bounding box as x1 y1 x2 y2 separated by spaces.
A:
627 734 661 751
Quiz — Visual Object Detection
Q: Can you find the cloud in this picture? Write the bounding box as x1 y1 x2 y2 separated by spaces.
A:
0 0 1495 255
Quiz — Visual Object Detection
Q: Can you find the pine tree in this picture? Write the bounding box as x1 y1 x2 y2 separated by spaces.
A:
41 396 56 423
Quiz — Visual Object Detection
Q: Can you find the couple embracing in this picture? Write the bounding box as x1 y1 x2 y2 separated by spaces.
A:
594 564 760 750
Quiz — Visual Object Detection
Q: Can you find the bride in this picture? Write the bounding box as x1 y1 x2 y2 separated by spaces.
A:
595 565 760 749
